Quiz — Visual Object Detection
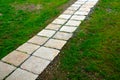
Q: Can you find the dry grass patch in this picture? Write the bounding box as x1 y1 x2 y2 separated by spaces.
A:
11 3 42 12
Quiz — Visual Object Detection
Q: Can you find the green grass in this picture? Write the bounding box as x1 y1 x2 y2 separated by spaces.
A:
49 0 120 80
0 0 73 59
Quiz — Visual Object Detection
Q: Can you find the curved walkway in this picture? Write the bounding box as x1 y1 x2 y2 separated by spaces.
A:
0 0 99 80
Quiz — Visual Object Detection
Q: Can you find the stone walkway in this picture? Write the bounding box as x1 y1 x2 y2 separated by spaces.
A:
0 0 99 80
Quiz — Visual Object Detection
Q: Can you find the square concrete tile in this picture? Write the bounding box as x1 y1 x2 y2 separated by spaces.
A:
17 43 40 54
0 61 16 80
53 31 73 40
2 51 29 66
79 7 91 12
33 47 60 61
86 2 97 4
74 11 89 15
44 39 67 50
74 2 84 5
21 56 50 74
71 15 86 21
37 29 56 38
6 68 38 80
52 19 67 25
65 20 81 27
71 4 81 8
82 4 94 8
85 2 97 6
63 10 75 15
74 1 85 5
90 0 98 2
45 24 61 30
67 6 79 11
58 14 71 20
60 26 77 33
28 36 49 45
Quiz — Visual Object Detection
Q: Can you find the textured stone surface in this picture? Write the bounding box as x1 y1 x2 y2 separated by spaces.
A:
79 7 91 12
17 43 39 54
2 51 29 66
74 11 89 15
82 4 94 8
52 19 67 25
28 36 49 45
6 68 38 80
63 10 75 15
71 15 86 21
37 29 56 37
60 26 77 33
67 6 79 11
33 47 60 60
0 61 16 80
21 56 50 74
65 20 81 26
74 1 85 5
86 2 97 6
86 1 97 4
45 24 61 30
53 31 73 40
44 39 67 50
71 4 81 8
58 14 71 20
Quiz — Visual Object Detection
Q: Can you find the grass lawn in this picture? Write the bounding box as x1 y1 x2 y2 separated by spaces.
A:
38 0 120 80
0 0 75 59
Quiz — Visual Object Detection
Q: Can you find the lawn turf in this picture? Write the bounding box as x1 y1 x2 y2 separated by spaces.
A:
37 0 120 80
0 0 75 59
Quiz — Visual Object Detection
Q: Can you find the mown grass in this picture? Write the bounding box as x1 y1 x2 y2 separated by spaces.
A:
0 0 73 59
50 0 120 80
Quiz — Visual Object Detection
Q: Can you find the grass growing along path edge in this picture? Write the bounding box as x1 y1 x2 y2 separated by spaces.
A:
0 0 76 59
38 0 120 80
